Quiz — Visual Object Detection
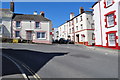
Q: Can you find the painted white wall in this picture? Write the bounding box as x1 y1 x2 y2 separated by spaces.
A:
93 2 102 46
118 1 120 46
1 10 13 38
93 0 119 47
58 22 68 40
74 12 94 45
52 28 59 40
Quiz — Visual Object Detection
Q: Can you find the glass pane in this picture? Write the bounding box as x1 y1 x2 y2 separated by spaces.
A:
42 32 45 38
107 0 112 6
36 22 39 28
108 33 115 46
16 31 20 37
107 14 114 27
37 32 40 38
16 21 20 27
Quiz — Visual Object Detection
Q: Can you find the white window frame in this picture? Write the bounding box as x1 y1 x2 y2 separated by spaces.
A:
36 32 46 39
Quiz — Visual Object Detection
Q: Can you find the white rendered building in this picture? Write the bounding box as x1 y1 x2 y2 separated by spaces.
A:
12 12 52 44
0 9 13 38
58 7 95 46
52 28 59 41
92 0 120 50
58 22 68 40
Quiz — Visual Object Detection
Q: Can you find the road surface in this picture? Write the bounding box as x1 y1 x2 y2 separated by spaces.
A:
1 43 119 80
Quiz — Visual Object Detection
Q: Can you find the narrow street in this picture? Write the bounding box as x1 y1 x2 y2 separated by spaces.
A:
1 43 118 79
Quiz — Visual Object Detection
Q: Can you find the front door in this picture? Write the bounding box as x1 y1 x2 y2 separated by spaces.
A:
27 31 32 40
76 34 79 42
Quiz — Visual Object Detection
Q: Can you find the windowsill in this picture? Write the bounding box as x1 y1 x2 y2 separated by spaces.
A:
37 38 46 40
106 25 115 28
106 3 114 8
15 37 20 39
35 27 41 29
16 27 21 28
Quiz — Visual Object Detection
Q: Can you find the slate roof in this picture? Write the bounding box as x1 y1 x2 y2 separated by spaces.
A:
12 14 51 21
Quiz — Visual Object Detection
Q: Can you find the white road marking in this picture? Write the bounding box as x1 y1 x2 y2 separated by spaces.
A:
3 54 28 80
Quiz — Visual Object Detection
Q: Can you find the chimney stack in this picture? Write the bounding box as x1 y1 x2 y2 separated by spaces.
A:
79 7 84 14
10 1 14 12
40 11 45 17
70 12 74 19
33 11 37 15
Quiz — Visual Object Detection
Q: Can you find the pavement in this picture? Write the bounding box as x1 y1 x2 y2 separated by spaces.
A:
1 43 119 79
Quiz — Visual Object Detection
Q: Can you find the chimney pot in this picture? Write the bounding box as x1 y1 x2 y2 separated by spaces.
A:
70 12 74 19
34 11 37 15
40 11 45 17
10 1 14 12
79 7 84 14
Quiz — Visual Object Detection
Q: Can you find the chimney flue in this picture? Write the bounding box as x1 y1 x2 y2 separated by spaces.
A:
10 1 14 12
33 11 37 15
40 11 45 17
79 7 84 14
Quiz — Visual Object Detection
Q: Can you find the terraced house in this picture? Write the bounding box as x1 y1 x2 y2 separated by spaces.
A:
92 0 120 50
58 7 95 46
12 12 52 44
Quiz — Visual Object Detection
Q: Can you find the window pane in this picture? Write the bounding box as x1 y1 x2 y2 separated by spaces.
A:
0 27 2 34
107 14 114 27
108 33 115 46
37 32 46 39
16 21 20 27
15 31 20 37
107 0 112 6
36 22 39 28
42 32 45 38
37 32 40 38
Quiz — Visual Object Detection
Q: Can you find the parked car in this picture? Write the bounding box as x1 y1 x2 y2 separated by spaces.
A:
53 39 59 43
58 38 67 44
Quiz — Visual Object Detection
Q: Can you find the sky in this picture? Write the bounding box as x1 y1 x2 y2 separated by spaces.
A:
2 2 96 28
